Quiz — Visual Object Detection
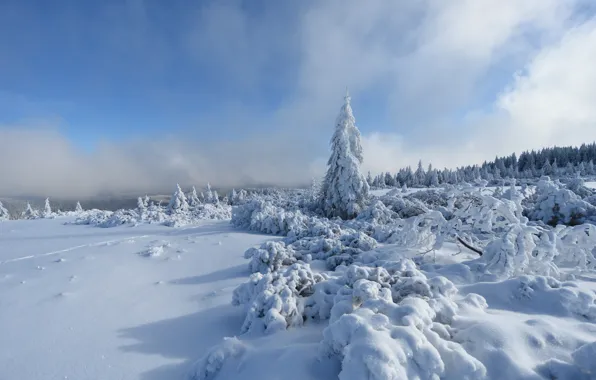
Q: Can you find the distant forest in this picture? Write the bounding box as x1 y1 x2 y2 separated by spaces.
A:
369 142 596 188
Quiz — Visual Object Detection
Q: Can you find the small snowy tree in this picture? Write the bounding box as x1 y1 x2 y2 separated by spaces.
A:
0 201 9 220
75 201 83 213
228 189 238 205
22 202 39 219
204 183 214 204
167 184 189 214
212 190 220 205
43 198 52 218
143 195 150 208
320 91 369 219
137 196 146 216
188 186 201 207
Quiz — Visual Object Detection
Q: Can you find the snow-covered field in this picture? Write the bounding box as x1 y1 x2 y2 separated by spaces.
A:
2 177 596 380
0 218 272 380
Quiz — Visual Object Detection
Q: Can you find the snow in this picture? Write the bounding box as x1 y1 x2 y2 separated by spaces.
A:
0 218 271 380
3 177 596 380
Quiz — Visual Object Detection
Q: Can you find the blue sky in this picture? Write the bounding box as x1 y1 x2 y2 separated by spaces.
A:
0 0 308 147
1 0 596 197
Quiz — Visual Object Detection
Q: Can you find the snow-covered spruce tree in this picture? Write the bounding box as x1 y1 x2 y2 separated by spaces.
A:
22 202 39 219
228 189 237 205
212 190 220 205
0 200 9 220
205 183 214 204
43 198 52 218
188 186 201 208
320 92 369 219
75 201 83 213
137 196 146 217
167 184 189 214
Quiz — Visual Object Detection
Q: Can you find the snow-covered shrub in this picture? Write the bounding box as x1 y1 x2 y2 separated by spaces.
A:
97 209 140 228
566 176 594 198
525 177 596 226
378 193 429 218
407 189 450 209
318 265 487 380
70 209 113 226
244 241 299 274
192 203 231 220
356 200 397 224
554 224 596 270
231 200 310 236
189 337 247 380
232 263 325 334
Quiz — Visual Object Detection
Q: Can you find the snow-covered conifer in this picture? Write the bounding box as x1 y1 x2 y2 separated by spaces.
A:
75 201 83 213
137 196 146 215
0 201 9 220
143 195 150 208
212 190 220 205
42 198 52 218
228 188 238 205
188 186 201 207
22 202 39 219
167 184 189 214
205 183 214 204
320 91 369 219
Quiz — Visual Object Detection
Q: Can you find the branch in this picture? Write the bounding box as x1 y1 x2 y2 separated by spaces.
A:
457 236 483 256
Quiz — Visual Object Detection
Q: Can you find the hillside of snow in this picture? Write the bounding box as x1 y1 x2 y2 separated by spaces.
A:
2 177 596 379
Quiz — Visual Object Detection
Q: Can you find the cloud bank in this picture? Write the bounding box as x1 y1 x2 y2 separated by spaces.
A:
1 0 596 197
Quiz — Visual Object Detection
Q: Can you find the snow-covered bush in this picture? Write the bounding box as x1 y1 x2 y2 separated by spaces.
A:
317 262 487 380
244 241 299 274
189 337 247 380
525 177 596 226
356 200 397 224
231 200 311 236
377 193 429 218
232 263 325 334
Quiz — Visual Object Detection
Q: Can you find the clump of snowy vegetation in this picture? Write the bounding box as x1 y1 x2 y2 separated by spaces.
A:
195 150 596 378
68 183 233 228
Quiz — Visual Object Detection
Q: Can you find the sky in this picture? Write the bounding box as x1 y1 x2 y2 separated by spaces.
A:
1 0 596 198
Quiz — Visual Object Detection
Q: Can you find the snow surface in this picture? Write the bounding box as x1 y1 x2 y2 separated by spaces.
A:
0 218 272 380
3 180 596 380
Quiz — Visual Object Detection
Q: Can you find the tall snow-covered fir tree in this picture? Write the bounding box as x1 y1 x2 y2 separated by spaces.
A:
167 184 189 214
320 91 369 219
75 201 83 213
